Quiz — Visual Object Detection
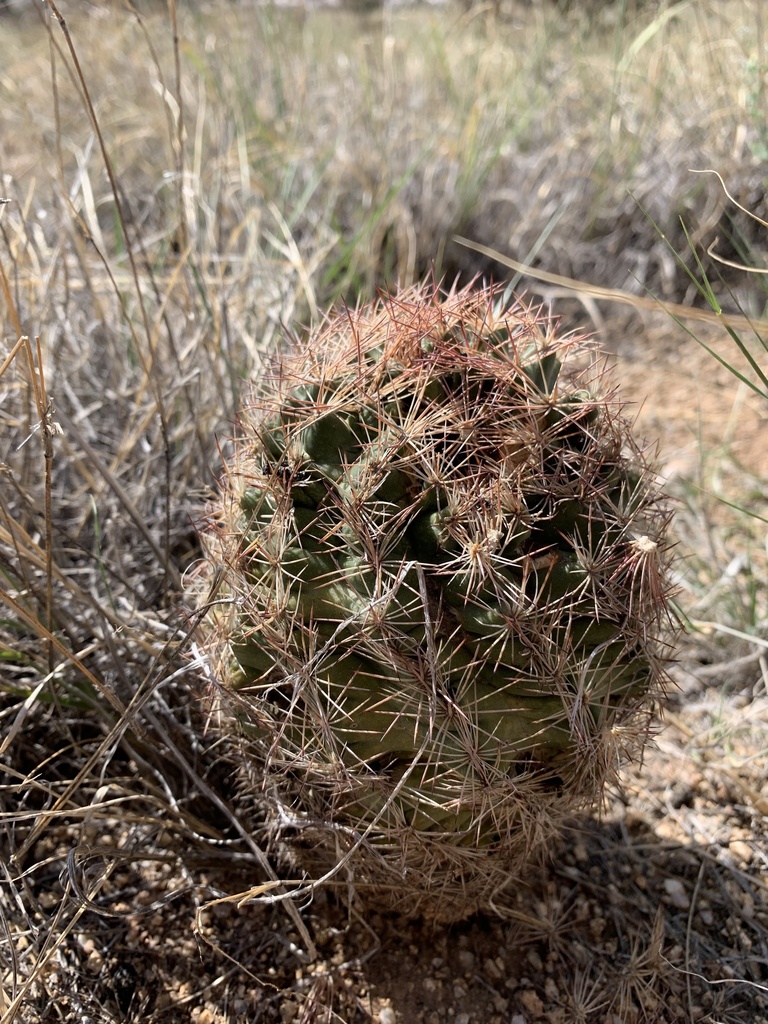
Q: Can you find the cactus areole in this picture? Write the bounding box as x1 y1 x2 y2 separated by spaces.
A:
207 282 674 921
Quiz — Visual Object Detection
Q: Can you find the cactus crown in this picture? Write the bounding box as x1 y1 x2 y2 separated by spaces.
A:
206 282 674 920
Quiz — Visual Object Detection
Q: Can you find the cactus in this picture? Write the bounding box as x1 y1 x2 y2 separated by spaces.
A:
203 282 674 922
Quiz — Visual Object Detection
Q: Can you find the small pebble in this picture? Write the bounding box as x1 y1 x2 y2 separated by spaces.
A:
519 989 544 1016
544 977 559 1002
663 878 689 910
730 840 753 864
572 842 589 864
484 957 502 980
526 949 543 971
458 950 475 972
280 1001 298 1023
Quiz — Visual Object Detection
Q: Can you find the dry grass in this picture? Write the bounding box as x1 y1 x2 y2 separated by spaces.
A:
0 0 766 1021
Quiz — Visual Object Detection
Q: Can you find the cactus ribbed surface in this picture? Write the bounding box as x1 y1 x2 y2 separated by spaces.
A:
204 282 674 921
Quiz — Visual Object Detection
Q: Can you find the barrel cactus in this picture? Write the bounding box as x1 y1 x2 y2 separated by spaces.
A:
202 281 674 922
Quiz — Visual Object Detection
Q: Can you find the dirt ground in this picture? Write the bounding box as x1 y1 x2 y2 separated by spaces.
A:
5 310 767 1024
608 312 768 482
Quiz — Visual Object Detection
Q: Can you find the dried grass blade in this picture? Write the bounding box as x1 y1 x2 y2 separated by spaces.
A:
454 236 768 335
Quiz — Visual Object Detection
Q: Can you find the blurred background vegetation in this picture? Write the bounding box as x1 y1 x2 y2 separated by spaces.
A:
2 0 766 323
